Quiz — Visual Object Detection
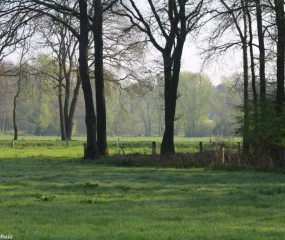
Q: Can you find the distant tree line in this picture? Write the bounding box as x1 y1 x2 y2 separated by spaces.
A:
0 57 239 138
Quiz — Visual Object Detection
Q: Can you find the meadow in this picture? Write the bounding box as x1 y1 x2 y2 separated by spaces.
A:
0 135 284 239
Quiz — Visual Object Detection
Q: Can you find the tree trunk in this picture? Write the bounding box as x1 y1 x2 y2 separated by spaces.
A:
241 0 250 153
93 0 108 155
59 87 67 140
5 116 9 132
13 96 18 141
58 61 67 141
161 58 176 155
13 78 21 141
255 0 266 104
66 74 81 140
64 78 70 139
246 3 258 125
79 0 98 159
160 40 183 155
0 117 3 132
275 0 285 115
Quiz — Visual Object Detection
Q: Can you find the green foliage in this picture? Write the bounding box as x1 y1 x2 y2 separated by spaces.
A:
42 123 59 136
104 71 237 137
176 72 213 136
236 96 285 158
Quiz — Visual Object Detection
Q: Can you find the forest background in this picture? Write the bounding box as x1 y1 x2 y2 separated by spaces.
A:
0 0 284 159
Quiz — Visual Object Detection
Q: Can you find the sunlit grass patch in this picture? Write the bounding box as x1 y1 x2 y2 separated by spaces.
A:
0 154 285 239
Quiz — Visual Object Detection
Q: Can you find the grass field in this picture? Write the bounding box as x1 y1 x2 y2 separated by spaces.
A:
0 137 285 239
0 135 241 155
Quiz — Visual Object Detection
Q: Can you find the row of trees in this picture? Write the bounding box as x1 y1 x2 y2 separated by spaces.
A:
0 59 239 138
205 0 285 152
0 0 284 158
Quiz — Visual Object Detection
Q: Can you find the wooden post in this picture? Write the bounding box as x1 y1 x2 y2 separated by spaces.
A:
117 138 120 149
199 142 203 152
152 141 156 155
221 143 225 164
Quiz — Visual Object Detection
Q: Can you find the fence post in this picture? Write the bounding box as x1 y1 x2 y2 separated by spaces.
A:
221 143 225 164
199 142 203 152
152 141 156 155
117 138 120 149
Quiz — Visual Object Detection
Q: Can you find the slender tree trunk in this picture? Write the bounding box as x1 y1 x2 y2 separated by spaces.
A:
58 59 67 141
13 76 21 141
5 116 9 132
58 83 67 140
13 93 19 141
79 0 98 159
255 0 266 104
64 79 70 139
93 0 108 155
66 74 81 140
247 4 258 123
275 0 285 115
242 0 250 153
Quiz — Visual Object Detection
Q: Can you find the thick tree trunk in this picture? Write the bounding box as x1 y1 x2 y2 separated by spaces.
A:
93 0 108 155
161 72 176 154
79 0 98 159
275 0 285 115
160 42 183 155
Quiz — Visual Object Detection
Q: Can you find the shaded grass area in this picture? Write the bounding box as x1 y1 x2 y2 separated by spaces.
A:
0 155 285 239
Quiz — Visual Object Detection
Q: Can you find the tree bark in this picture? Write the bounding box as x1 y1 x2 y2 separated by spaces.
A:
13 91 19 141
13 74 21 141
59 87 67 140
255 0 266 104
246 3 258 119
161 59 176 154
79 0 98 159
241 0 250 153
161 18 185 155
58 59 67 141
93 0 108 155
275 0 285 115
66 74 81 140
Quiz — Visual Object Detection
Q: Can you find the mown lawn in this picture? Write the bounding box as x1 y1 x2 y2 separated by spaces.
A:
0 146 285 239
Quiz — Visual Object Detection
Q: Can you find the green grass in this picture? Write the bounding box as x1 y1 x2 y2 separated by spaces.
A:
0 135 241 154
0 150 285 239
